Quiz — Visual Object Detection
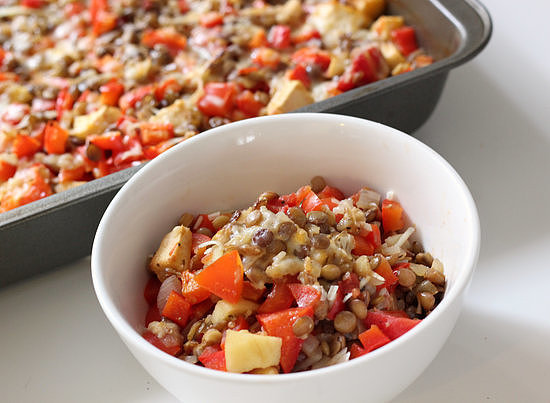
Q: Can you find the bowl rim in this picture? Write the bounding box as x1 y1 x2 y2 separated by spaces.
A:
91 113 480 383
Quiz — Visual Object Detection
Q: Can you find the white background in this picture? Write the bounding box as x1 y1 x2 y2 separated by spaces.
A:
1 0 549 401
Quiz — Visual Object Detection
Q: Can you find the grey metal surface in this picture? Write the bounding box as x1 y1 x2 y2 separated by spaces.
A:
0 0 492 287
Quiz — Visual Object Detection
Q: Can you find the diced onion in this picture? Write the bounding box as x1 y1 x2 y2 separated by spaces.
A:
157 275 181 312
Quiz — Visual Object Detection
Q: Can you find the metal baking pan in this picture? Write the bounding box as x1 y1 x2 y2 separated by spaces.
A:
0 0 491 287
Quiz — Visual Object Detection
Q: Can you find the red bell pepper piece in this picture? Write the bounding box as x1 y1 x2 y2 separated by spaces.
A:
337 46 386 92
161 291 192 328
142 28 187 55
0 160 16 182
268 25 291 50
145 305 162 326
0 165 52 212
352 234 375 256
193 214 217 233
144 275 162 306
301 190 323 213
64 2 85 17
249 29 268 48
119 85 154 112
287 64 311 88
391 26 418 56
251 47 281 69
195 250 244 304
92 8 117 36
181 271 211 305
288 283 321 308
326 286 344 320
349 342 368 359
143 331 182 356
235 90 264 117
191 232 212 254
100 79 125 106
177 0 190 13
340 272 360 295
374 258 399 292
291 29 321 44
198 82 237 118
43 122 68 155
200 11 224 28
198 346 227 371
139 122 174 146
257 306 314 373
317 186 345 200
21 0 44 8
154 78 182 102
364 310 421 340
291 47 331 72
242 281 266 302
55 88 73 121
89 131 125 152
231 315 249 331
381 199 405 232
13 135 41 158
32 98 56 113
258 282 294 314
359 324 391 352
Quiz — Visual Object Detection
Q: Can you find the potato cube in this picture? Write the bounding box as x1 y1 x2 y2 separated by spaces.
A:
371 15 404 39
225 330 282 373
266 80 314 115
71 106 122 139
149 225 192 280
380 42 405 69
211 299 259 324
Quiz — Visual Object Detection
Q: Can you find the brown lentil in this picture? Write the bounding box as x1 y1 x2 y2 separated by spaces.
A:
330 334 346 356
277 221 297 241
312 234 330 249
238 244 264 256
292 316 314 337
196 227 213 237
415 252 434 266
307 211 328 226
310 176 326 193
266 239 286 255
314 300 329 320
321 264 341 281
252 228 274 247
334 311 357 334
294 244 310 259
320 340 331 356
424 267 446 286
417 280 438 294
348 299 368 320
287 207 306 227
398 268 417 288
418 292 435 311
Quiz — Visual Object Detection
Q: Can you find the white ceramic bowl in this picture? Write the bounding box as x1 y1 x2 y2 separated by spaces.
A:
92 113 480 403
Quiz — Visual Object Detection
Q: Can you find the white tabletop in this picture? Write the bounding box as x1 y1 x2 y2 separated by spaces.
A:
2 0 550 401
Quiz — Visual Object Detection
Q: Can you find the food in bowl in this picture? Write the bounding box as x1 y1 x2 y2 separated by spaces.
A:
141 176 446 374
0 0 434 212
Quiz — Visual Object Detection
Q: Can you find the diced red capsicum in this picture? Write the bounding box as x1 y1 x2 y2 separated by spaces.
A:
391 26 418 56
257 282 294 314
381 199 405 232
161 291 192 328
0 160 17 182
257 306 314 373
374 258 399 292
317 186 345 200
141 28 187 56
358 324 391 353
13 135 41 158
195 250 244 304
198 346 227 371
43 121 68 154
198 82 238 118
288 283 321 308
291 47 331 72
364 310 421 340
139 122 174 146
21 0 44 9
235 90 264 117
99 79 125 106
337 46 386 92
142 331 181 356
89 131 125 152
180 271 211 305
287 64 311 88
200 11 224 28
268 25 291 50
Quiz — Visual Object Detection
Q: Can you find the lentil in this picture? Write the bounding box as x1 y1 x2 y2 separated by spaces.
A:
310 176 326 193
348 299 368 320
292 316 314 337
334 311 357 334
